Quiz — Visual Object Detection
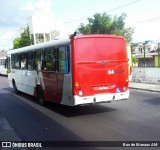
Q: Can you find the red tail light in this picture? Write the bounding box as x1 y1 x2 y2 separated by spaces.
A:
74 82 83 96
75 82 81 91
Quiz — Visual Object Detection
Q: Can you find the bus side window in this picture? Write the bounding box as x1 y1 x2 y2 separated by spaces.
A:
4 59 6 66
11 55 14 69
27 51 34 70
44 48 56 71
57 46 70 73
21 52 27 70
66 46 70 73
34 50 42 70
11 53 20 69
6 57 11 72
0 59 4 65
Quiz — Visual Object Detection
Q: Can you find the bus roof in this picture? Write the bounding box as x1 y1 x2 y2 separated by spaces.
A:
7 34 126 55
7 38 70 55
73 34 125 41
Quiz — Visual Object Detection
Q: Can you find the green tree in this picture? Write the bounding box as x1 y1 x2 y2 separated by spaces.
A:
132 55 137 65
13 25 31 49
77 12 134 43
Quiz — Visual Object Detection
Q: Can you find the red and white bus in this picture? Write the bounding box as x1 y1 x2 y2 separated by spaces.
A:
7 34 129 106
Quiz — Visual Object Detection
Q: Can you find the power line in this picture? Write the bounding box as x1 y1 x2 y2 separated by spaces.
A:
0 38 15 41
136 16 160 24
105 0 141 13
63 0 142 24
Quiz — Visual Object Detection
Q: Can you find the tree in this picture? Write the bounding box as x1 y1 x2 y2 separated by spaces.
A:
13 25 31 49
77 12 134 43
132 55 137 65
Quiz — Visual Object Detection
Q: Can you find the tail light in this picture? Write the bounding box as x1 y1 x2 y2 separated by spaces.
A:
75 82 81 90
123 79 129 91
75 82 83 96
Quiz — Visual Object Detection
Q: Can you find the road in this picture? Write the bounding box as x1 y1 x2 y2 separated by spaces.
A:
0 76 160 150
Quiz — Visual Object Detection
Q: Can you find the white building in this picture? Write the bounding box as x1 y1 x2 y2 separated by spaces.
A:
132 41 158 55
28 15 53 44
28 14 66 45
145 40 158 52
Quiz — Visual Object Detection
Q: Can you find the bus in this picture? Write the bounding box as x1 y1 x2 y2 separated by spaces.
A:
0 56 8 76
7 34 129 106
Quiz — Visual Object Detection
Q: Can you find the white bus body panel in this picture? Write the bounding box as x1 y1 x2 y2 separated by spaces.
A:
8 70 36 95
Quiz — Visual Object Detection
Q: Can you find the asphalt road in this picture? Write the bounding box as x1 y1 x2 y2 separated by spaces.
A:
0 76 160 150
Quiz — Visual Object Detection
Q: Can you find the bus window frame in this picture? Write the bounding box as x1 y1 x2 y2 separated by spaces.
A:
6 56 11 73
11 53 20 69
34 50 43 71
57 46 70 74
27 51 34 71
20 52 27 70
43 47 57 72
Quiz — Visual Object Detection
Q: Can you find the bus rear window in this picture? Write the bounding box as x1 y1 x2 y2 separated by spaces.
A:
75 37 127 62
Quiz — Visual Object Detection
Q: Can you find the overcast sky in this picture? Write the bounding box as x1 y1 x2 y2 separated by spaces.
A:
1 0 160 50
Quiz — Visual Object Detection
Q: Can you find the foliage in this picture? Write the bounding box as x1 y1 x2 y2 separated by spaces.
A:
77 12 134 43
13 26 31 49
132 55 137 64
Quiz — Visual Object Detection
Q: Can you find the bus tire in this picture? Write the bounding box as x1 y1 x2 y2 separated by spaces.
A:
13 80 19 94
37 86 45 105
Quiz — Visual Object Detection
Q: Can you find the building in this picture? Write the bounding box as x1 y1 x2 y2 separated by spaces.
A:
0 50 7 58
132 41 160 67
29 15 54 45
28 14 66 45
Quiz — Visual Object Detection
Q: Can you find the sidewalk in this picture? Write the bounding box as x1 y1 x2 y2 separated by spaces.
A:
129 82 160 92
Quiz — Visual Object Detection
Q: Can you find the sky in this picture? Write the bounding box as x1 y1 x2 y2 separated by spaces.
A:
1 0 160 50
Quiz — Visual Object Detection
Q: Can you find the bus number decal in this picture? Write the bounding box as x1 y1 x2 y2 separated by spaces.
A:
108 70 114 75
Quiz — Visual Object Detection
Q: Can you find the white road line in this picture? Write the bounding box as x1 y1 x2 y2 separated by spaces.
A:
0 117 21 141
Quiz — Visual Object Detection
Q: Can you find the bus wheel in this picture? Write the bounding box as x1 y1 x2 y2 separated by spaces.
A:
37 87 45 105
13 81 19 94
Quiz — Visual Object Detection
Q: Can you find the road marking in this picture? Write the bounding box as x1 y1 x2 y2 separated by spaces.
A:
0 117 21 141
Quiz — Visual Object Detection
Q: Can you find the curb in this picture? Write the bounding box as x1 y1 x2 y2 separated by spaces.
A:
129 87 160 93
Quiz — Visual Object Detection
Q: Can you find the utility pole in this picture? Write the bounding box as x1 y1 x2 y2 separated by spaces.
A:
158 43 160 67
143 42 146 67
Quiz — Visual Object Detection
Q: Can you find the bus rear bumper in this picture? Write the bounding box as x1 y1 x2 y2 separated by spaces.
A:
74 90 129 106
